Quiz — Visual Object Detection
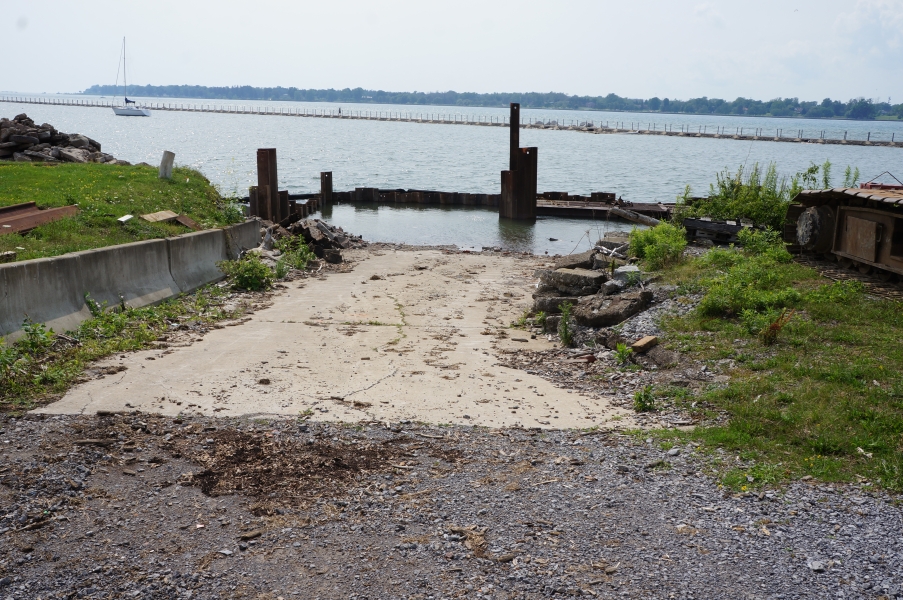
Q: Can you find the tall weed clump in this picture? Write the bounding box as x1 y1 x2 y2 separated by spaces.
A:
629 222 687 270
674 160 856 230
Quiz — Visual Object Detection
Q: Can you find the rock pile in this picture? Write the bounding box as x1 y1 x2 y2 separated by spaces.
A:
251 218 367 266
0 113 130 165
532 233 653 328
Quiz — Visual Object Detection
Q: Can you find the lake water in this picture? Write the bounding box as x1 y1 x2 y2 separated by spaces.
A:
3 95 902 252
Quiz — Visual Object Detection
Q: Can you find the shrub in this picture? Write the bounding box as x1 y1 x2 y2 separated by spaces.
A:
736 228 788 259
218 254 274 291
558 302 574 347
634 386 657 412
274 237 316 271
615 342 633 365
629 222 687 270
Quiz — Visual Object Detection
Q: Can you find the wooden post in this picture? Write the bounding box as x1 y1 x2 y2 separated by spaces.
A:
320 172 333 204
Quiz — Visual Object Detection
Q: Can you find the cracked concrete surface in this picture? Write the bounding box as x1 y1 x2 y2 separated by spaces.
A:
37 248 638 429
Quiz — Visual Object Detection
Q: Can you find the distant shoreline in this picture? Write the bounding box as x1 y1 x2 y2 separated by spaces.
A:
77 85 903 123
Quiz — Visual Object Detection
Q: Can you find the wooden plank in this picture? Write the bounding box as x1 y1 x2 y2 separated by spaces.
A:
175 215 201 230
140 210 179 223
0 205 78 235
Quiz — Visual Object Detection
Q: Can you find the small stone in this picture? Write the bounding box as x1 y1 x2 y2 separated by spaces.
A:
667 448 681 456
806 559 826 572
218 549 233 556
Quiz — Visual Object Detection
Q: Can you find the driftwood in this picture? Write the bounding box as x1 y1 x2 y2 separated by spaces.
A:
609 207 661 227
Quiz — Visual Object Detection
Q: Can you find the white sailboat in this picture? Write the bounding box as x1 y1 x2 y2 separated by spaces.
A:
112 37 151 117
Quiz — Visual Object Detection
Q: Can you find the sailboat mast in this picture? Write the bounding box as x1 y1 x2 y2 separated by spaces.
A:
123 37 127 100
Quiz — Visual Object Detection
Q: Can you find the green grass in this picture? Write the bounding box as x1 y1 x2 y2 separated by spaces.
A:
651 246 903 492
0 162 242 261
0 285 252 412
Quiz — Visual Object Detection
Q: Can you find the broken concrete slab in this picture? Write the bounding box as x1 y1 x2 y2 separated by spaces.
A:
552 249 596 270
540 267 607 296
572 290 654 327
532 293 578 314
613 265 641 282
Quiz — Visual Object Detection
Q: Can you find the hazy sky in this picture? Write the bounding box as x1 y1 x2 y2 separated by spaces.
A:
6 0 903 102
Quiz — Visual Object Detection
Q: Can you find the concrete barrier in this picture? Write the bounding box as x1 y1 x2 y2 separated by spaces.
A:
74 239 180 312
0 253 88 339
225 219 262 258
168 230 228 293
0 219 262 341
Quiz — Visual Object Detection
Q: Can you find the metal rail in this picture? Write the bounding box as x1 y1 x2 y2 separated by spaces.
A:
2 96 901 148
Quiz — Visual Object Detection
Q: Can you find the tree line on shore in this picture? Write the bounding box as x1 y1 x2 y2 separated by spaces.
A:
82 84 903 120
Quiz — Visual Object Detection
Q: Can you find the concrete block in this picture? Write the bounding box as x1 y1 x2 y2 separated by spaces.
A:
73 239 179 310
631 335 659 353
224 219 262 258
168 230 228 293
0 253 89 340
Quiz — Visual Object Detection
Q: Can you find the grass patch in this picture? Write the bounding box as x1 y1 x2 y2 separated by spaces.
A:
0 285 254 412
0 162 242 261
656 239 903 492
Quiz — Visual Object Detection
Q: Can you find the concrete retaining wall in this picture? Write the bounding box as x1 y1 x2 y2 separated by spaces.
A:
168 230 228 293
0 219 261 340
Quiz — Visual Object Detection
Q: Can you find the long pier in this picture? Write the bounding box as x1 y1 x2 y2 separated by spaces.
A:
2 95 900 148
277 187 673 222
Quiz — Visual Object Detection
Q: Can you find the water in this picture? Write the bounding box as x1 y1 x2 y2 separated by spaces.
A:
316 203 632 255
4 95 902 252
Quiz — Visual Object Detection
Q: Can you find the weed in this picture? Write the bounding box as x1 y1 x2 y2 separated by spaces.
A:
274 236 316 271
218 254 274 291
634 386 657 412
1 284 246 410
274 258 290 279
558 302 574 347
512 310 530 329
629 222 687 270
615 342 633 365
535 311 547 331
759 309 795 345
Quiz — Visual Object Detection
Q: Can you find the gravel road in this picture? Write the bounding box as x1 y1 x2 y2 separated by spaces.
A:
3 413 901 599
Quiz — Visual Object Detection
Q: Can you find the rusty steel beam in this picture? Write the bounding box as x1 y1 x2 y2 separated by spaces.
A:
320 172 333 204
0 202 38 219
0 205 78 235
257 148 278 222
509 103 520 172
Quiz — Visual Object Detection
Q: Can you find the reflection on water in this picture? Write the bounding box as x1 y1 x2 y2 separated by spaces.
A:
314 203 635 255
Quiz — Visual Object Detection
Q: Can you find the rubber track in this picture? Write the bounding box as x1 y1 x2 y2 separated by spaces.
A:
793 254 903 301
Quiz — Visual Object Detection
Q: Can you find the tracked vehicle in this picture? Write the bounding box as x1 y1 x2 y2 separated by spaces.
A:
786 177 903 280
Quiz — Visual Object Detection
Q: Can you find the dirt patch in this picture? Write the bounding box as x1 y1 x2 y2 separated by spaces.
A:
182 429 408 501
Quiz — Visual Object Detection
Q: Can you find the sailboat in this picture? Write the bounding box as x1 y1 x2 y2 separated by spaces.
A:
112 37 151 117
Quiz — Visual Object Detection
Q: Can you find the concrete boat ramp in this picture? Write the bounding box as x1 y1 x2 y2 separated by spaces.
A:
37 248 638 429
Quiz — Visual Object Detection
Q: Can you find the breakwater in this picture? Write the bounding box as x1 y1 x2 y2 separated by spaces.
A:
3 95 900 148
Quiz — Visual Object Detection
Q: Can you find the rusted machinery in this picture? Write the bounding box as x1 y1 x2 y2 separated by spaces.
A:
787 177 903 279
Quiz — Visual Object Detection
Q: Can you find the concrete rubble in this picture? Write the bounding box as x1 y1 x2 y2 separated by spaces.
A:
0 113 129 164
532 232 656 329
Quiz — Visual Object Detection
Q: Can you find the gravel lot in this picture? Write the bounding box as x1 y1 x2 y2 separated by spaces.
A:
3 413 901 599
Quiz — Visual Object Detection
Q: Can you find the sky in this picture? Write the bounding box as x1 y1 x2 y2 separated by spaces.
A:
5 0 903 103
